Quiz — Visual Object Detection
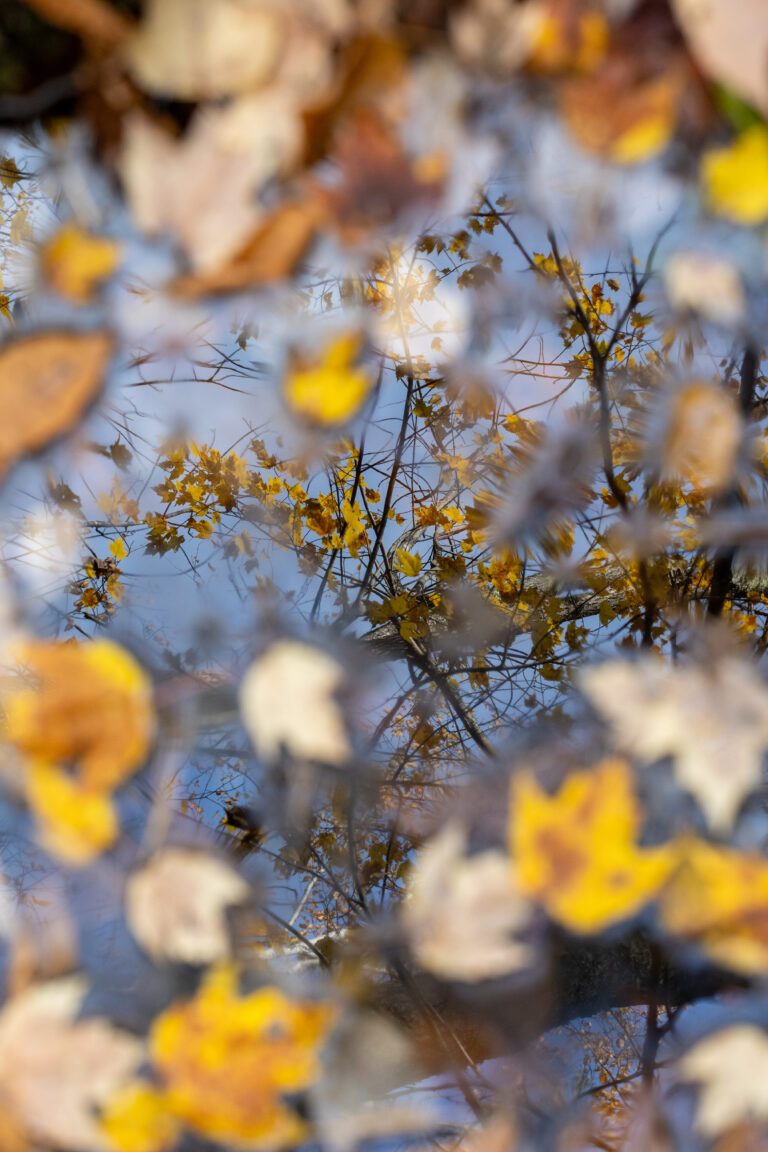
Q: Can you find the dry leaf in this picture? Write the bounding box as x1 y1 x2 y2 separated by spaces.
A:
172 191 326 296
581 658 768 830
120 101 303 273
126 0 288 100
240 640 351 765
126 848 250 964
0 977 143 1151
672 0 768 120
679 1026 768 1137
665 251 746 327
402 823 533 981
0 330 112 476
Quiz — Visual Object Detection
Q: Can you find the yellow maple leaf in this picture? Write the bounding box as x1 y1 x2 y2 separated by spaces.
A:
110 537 128 560
283 332 372 426
4 638 154 792
659 838 768 975
395 548 422 577
146 966 336 1148
510 758 678 933
101 1081 179 1152
41 223 121 303
26 762 118 865
702 125 768 225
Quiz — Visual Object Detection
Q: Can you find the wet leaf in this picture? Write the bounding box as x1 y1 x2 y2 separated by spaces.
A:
0 330 112 476
41 223 121 303
126 848 250 964
702 126 768 225
403 823 533 981
679 1026 768 1137
283 332 372 427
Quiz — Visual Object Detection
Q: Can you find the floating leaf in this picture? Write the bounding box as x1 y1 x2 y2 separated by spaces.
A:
672 0 768 120
660 839 768 975
41 223 121 303
679 1026 768 1137
0 977 143 1152
403 823 533 981
702 126 768 225
394 548 422 578
240 640 351 765
665 251 746 327
283 332 372 426
126 848 249 964
0 330 112 476
510 758 677 933
581 658 768 830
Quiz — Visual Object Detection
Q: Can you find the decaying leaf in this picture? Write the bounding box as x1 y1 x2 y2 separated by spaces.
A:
40 223 121 303
0 330 112 476
679 1026 768 1137
660 838 768 974
581 657 768 830
402 823 533 981
240 640 351 765
0 977 143 1151
126 848 250 964
511 758 677 933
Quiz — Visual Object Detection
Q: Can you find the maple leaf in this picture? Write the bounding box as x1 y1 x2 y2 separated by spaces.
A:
659 838 768 974
402 823 533 981
283 332 372 427
394 548 422 577
678 1025 768 1136
701 126 768 225
240 640 351 765
510 758 677 933
581 657 768 830
40 224 120 303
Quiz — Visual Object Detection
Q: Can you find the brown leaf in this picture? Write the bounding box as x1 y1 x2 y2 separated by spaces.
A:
20 0 133 48
172 191 327 297
0 330 112 476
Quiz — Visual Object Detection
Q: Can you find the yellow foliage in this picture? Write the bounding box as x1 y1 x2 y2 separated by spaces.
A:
26 762 118 865
283 333 371 426
4 639 154 791
702 126 768 225
510 758 678 933
41 223 121 303
110 537 129 560
395 548 422 577
660 839 768 975
101 1082 179 1152
141 966 336 1148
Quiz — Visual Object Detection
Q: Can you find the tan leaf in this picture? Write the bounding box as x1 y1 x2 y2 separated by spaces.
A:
172 192 327 297
0 331 112 476
126 0 287 100
581 658 768 830
402 823 533 981
679 1026 768 1137
672 0 768 120
126 848 250 964
120 100 303 273
0 978 143 1151
240 640 351 765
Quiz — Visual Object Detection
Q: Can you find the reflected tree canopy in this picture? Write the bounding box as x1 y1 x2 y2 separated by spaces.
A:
0 1 768 1150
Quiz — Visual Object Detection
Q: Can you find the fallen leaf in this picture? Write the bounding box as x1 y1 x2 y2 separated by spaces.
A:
510 758 677 933
671 0 768 120
284 332 372 426
665 251 746 327
0 977 143 1151
581 658 768 830
120 101 303 273
172 192 326 297
660 839 768 974
679 1026 768 1136
126 848 250 964
41 223 121 303
26 763 119 865
100 1080 179 1152
240 640 351 765
702 126 768 226
402 823 533 981
126 0 288 100
656 380 742 490
561 63 681 164
0 330 112 476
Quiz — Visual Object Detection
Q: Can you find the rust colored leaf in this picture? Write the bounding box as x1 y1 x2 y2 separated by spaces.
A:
0 330 113 475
